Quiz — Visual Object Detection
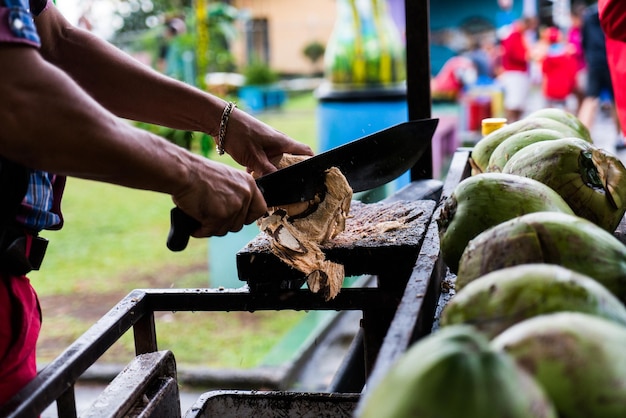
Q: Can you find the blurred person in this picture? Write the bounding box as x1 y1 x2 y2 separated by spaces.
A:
497 16 534 122
528 25 550 72
598 0 626 148
430 55 477 101
578 2 621 140
539 26 578 108
567 1 588 111
496 0 516 37
0 0 313 406
464 38 495 83
157 17 186 77
524 16 543 86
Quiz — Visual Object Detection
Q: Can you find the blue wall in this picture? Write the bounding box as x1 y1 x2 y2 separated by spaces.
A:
430 1 524 30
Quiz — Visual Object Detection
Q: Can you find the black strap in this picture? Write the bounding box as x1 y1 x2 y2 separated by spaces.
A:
0 158 47 275
0 157 29 227
0 226 48 275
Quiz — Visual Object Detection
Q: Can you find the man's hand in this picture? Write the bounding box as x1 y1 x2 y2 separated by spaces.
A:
222 108 314 177
171 156 267 237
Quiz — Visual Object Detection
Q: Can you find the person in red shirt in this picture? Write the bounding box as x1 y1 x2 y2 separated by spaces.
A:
498 17 534 122
540 27 578 107
430 55 477 101
598 0 626 148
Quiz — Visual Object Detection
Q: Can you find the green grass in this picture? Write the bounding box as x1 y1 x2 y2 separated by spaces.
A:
35 91 319 367
31 183 207 295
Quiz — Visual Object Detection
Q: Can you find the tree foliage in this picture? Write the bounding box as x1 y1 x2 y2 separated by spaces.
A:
109 1 239 153
113 0 191 36
110 0 237 74
303 41 325 65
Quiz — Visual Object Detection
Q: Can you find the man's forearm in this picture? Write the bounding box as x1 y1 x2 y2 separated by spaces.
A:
0 47 194 196
35 5 223 136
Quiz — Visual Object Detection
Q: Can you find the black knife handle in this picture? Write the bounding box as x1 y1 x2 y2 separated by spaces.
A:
167 207 201 252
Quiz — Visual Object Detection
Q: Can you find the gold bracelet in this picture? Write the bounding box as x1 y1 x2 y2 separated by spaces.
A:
216 101 236 156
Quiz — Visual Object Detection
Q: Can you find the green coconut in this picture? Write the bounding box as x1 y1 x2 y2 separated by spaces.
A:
437 173 573 273
441 264 626 339
486 128 568 173
359 325 557 418
492 312 626 418
503 137 626 232
526 107 592 142
456 211 626 302
470 116 586 175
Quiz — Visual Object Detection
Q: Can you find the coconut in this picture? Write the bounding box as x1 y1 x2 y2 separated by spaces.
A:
456 212 626 302
256 154 352 300
470 116 587 175
441 264 626 339
359 325 557 418
492 312 626 418
503 137 626 232
437 173 573 273
486 128 568 173
526 107 592 142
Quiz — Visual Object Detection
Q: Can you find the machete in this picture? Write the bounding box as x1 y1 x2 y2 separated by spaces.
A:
167 118 439 251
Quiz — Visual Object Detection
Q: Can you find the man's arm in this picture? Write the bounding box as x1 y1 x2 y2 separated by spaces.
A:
0 45 265 236
34 5 312 176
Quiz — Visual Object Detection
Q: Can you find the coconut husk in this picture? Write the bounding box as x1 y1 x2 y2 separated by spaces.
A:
255 154 352 300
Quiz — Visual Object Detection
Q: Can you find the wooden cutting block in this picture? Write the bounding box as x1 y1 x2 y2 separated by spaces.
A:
236 199 437 290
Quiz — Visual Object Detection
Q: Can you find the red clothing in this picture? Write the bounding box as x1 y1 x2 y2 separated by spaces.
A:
599 0 626 134
541 45 578 101
599 0 626 42
0 234 41 406
431 56 475 99
500 23 529 72
567 26 586 72
0 276 40 405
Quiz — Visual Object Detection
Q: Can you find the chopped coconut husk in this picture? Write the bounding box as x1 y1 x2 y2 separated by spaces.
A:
254 154 352 300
